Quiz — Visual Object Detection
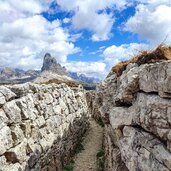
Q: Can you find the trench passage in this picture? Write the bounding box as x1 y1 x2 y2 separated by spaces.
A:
73 119 104 171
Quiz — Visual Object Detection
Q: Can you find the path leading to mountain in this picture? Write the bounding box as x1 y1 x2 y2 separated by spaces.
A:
73 119 104 171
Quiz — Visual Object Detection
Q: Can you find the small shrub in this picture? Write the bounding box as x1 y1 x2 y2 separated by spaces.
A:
63 159 74 171
97 117 105 127
74 143 84 154
96 148 105 171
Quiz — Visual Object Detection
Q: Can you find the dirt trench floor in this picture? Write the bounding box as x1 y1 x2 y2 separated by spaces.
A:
73 119 104 171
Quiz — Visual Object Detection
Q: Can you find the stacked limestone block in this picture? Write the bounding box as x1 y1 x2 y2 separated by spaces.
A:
0 83 89 171
96 61 171 171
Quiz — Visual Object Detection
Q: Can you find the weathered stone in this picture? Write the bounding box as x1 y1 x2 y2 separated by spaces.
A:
5 139 27 163
114 66 139 105
0 109 8 125
16 94 37 121
0 92 6 106
35 116 46 128
3 101 21 123
0 86 16 101
7 83 31 97
139 61 171 98
131 93 171 147
0 157 24 171
0 156 7 170
119 126 171 171
43 93 53 104
26 138 42 155
0 125 13 155
104 126 128 171
10 125 25 146
20 120 32 138
39 132 56 152
96 60 171 171
30 126 41 142
0 82 89 170
110 107 133 129
53 105 61 115
46 115 62 132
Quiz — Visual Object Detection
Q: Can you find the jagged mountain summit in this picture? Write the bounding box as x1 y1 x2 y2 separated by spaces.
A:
32 53 72 83
41 53 69 76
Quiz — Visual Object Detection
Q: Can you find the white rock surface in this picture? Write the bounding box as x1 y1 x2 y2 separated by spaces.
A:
96 60 171 171
0 82 89 171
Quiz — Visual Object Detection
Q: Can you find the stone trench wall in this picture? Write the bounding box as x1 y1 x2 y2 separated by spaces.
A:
0 83 89 171
85 91 101 122
95 61 171 171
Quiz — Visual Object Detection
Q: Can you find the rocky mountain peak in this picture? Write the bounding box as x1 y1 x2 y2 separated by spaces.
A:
44 52 51 59
41 53 69 76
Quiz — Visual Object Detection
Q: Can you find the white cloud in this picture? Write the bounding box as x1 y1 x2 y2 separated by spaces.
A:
0 0 53 23
56 0 129 41
0 1 80 70
6 0 43 14
103 43 149 68
124 1 171 45
68 33 82 42
89 46 106 55
64 61 107 78
63 18 71 24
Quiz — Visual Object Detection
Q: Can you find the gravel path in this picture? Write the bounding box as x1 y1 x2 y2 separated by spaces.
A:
73 119 104 171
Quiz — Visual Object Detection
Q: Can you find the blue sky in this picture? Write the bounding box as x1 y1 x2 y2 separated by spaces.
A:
0 0 171 79
42 2 138 62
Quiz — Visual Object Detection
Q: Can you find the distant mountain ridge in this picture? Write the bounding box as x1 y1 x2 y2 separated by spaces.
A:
70 72 100 84
0 67 40 84
0 53 100 84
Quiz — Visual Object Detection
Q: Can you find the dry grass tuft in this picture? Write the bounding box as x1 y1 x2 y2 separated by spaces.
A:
112 45 171 77
43 79 80 87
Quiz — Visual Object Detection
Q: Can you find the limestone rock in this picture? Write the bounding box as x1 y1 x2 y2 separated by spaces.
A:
20 120 32 138
0 155 24 171
137 61 171 98
0 125 13 155
96 60 171 171
114 66 139 105
0 82 89 170
0 109 8 125
16 94 37 120
119 126 171 171
0 92 6 107
5 139 27 163
3 100 21 123
35 116 46 128
0 86 16 101
133 93 171 144
110 107 133 129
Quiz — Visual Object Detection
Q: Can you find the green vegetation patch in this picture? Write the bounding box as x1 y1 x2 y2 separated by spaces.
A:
96 148 105 171
74 142 84 154
63 142 84 171
97 117 105 127
63 159 75 171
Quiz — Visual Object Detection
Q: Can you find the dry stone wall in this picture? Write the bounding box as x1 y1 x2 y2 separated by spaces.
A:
0 83 89 171
85 91 101 122
96 61 171 171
